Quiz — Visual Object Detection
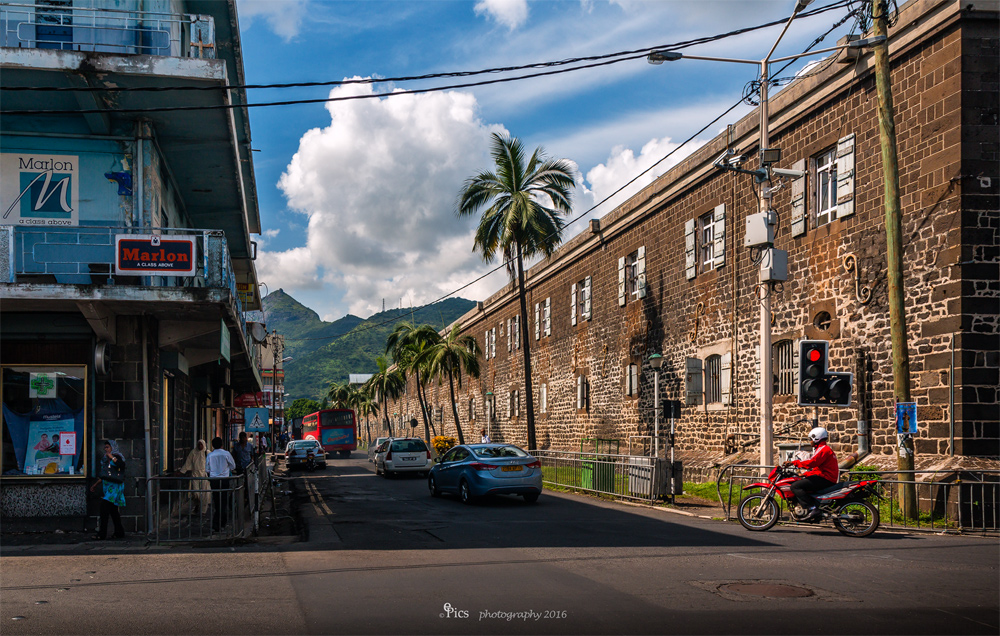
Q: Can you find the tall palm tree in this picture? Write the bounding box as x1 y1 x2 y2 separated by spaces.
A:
364 356 406 436
417 324 481 445
457 132 575 450
387 322 442 441
326 380 351 408
355 384 378 445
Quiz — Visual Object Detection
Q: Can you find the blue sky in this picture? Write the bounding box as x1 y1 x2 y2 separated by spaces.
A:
236 0 859 321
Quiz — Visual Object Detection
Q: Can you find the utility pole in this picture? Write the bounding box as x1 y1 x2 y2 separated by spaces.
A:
758 58 774 470
872 0 916 517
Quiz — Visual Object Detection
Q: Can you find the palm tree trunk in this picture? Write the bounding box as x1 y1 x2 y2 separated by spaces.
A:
448 373 465 445
416 379 431 442
382 395 391 436
516 243 537 451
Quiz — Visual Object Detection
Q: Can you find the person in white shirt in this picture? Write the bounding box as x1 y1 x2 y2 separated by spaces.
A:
206 437 236 531
480 429 491 444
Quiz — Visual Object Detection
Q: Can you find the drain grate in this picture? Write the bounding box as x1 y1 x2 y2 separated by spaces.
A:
720 583 813 598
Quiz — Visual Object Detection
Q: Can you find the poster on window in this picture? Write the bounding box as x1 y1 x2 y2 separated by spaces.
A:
25 417 76 475
1 153 80 227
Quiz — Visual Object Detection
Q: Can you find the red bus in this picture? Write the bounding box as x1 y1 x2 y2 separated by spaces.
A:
301 409 357 458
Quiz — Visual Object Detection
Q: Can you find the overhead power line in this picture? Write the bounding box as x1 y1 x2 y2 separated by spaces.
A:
281 3 861 347
0 1 852 116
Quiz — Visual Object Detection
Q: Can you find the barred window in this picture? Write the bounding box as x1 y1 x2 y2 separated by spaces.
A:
773 339 795 395
705 354 722 404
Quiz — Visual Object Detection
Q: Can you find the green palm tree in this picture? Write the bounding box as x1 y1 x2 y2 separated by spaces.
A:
355 385 378 445
387 323 442 441
417 324 481 445
364 355 406 436
326 380 352 408
457 132 575 450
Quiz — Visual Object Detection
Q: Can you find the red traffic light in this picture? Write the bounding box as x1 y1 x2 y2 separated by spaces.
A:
808 349 822 362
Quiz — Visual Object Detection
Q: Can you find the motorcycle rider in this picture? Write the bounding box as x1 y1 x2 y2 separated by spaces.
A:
784 427 839 521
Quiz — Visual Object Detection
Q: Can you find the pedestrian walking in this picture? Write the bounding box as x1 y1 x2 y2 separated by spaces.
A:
89 439 126 540
206 436 236 531
178 439 211 514
480 429 491 444
233 431 255 475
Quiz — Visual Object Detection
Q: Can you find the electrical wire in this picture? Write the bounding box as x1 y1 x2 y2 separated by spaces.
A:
282 4 861 346
0 1 852 96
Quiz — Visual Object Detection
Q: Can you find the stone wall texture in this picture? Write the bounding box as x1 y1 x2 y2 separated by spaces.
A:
389 2 999 472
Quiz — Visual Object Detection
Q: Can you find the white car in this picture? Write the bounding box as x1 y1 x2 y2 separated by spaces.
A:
368 437 390 463
375 437 431 478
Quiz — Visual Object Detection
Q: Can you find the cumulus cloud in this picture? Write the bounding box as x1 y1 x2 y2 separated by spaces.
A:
260 80 508 316
475 0 529 30
237 0 308 41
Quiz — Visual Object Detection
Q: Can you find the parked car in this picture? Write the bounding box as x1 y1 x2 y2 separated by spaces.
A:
428 443 542 504
375 437 431 478
284 439 327 470
368 437 390 463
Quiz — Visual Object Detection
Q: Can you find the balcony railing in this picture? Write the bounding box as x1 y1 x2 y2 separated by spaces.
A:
0 2 215 58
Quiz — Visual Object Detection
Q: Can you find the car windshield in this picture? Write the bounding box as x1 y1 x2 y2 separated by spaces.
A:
291 441 317 449
473 445 528 459
390 439 427 452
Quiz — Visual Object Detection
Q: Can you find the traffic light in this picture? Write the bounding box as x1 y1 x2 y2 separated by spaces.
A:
798 340 853 407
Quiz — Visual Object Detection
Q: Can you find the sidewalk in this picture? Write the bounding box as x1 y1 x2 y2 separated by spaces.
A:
1 457 302 555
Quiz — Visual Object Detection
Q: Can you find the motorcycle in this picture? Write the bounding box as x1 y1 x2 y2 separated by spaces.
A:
305 448 317 472
736 464 882 537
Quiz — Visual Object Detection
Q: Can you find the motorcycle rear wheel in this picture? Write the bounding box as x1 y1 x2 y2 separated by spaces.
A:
833 500 879 537
737 494 780 531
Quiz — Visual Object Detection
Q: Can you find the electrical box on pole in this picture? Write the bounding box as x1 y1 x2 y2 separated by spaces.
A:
759 248 788 282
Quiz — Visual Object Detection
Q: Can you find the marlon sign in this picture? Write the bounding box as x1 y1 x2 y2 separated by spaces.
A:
1 153 80 226
116 234 196 276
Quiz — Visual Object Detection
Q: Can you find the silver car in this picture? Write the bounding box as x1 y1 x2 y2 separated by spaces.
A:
375 437 431 478
368 437 390 463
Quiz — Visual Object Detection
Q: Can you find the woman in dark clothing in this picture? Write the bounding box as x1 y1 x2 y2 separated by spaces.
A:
89 439 126 539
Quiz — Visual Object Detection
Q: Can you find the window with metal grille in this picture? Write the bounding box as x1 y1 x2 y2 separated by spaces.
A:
699 212 714 272
773 339 795 395
705 354 722 403
815 147 837 227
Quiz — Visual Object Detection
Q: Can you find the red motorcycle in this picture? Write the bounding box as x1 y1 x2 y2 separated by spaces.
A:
736 464 882 537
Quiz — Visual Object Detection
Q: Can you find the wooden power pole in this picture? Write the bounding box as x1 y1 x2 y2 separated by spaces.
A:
872 0 916 517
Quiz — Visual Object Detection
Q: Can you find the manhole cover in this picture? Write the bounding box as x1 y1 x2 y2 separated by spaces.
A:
720 583 813 598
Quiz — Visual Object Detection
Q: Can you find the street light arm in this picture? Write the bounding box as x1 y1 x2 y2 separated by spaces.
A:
769 36 885 63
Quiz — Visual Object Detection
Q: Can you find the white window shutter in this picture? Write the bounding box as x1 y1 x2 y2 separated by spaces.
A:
571 283 577 326
713 204 726 269
544 298 551 336
792 339 800 396
491 328 496 359
506 318 512 352
541 383 547 413
584 276 592 320
685 357 703 405
534 303 540 340
685 218 697 280
836 133 856 219
721 352 732 406
790 158 808 237
514 316 520 349
624 365 632 396
618 256 626 307
484 331 489 359
576 376 583 409
637 246 647 299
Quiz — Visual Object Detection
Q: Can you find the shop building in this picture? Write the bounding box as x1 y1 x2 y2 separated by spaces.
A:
1 0 265 532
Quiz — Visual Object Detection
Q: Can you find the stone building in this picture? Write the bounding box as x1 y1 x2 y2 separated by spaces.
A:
1 1 265 532
390 0 998 474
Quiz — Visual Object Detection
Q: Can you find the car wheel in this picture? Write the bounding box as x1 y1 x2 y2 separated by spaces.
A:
375 464 382 476
523 492 539 503
428 475 441 497
459 479 475 505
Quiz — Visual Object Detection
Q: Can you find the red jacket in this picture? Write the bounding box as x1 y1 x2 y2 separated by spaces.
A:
792 442 839 482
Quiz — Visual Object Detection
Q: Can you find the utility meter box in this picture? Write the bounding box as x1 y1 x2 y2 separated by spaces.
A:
745 211 777 247
760 247 788 282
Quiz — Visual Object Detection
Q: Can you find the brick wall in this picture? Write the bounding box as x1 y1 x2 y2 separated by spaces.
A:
389 2 999 468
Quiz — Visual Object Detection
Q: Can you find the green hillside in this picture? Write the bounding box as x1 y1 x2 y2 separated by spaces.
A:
262 291 476 401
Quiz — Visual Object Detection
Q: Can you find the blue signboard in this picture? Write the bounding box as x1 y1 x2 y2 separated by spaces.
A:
322 427 354 447
245 407 269 433
895 402 917 434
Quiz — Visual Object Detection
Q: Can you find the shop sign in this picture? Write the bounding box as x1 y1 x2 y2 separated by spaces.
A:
220 319 231 362
29 372 56 398
230 410 245 425
234 392 264 408
236 283 255 305
115 234 196 275
1 153 80 227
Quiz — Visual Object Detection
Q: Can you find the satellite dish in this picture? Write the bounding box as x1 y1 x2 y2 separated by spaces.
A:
248 322 267 344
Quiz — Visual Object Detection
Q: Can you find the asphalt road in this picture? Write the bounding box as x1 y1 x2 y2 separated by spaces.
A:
2 452 997 635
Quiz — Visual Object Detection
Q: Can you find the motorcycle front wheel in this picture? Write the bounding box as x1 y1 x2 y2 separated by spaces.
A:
737 494 780 531
833 500 880 537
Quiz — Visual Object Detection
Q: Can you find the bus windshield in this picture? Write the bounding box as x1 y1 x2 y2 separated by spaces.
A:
321 411 353 428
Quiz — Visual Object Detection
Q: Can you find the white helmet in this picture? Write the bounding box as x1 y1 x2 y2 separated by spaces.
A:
808 427 829 444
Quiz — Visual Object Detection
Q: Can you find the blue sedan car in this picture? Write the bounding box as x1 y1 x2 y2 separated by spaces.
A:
428 443 542 504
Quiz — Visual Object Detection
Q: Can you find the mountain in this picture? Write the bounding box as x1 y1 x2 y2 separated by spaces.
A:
261 290 476 401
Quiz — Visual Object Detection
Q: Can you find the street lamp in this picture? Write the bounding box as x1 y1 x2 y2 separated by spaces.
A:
647 2 883 468
648 353 663 460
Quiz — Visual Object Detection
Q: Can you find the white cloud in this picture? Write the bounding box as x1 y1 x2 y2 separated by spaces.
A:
237 0 308 41
475 0 529 30
261 80 508 317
